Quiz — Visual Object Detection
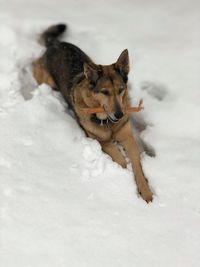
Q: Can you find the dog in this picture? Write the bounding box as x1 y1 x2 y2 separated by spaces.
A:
32 24 153 203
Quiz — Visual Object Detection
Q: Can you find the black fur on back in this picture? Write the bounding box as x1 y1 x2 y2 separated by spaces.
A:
41 24 93 107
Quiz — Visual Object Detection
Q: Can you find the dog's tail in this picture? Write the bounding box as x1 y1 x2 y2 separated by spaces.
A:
40 23 67 47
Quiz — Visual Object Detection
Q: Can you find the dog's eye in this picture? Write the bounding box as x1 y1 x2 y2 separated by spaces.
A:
101 89 110 96
119 86 125 94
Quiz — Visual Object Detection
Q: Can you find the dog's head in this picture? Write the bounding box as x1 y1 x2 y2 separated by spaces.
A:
84 49 129 123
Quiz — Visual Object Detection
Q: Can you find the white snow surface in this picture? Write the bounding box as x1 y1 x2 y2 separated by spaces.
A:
0 0 200 266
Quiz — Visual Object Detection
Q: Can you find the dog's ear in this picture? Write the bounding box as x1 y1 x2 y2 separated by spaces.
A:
84 63 100 84
115 49 129 82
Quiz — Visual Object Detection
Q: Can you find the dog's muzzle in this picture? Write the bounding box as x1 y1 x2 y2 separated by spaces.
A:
104 105 124 124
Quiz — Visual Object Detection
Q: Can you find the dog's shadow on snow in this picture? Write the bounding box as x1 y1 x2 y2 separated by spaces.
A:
19 65 37 100
131 81 168 158
131 112 156 157
131 112 157 158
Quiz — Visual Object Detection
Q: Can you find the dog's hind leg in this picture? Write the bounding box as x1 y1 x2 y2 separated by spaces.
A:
32 57 57 90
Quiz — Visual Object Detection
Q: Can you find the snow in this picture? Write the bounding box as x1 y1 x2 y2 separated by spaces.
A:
0 0 200 266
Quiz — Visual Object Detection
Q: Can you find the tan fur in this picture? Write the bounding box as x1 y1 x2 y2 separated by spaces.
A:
32 58 57 89
32 57 153 203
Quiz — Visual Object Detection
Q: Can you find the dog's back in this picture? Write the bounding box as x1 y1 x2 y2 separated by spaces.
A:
41 24 92 105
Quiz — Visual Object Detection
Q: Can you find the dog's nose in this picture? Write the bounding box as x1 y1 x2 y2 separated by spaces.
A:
114 111 124 119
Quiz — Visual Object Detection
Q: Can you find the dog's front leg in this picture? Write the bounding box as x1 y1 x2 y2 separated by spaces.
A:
100 141 127 169
115 121 153 203
85 130 127 168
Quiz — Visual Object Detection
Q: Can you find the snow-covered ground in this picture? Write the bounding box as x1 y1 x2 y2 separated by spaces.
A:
0 0 200 266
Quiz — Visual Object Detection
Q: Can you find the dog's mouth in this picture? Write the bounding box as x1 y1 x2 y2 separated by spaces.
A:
96 112 119 124
107 115 119 123
103 106 122 124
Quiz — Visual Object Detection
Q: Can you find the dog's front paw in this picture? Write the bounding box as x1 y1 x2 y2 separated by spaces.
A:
139 185 153 203
119 159 127 169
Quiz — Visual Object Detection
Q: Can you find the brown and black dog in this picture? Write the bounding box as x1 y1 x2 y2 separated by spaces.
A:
33 24 153 203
